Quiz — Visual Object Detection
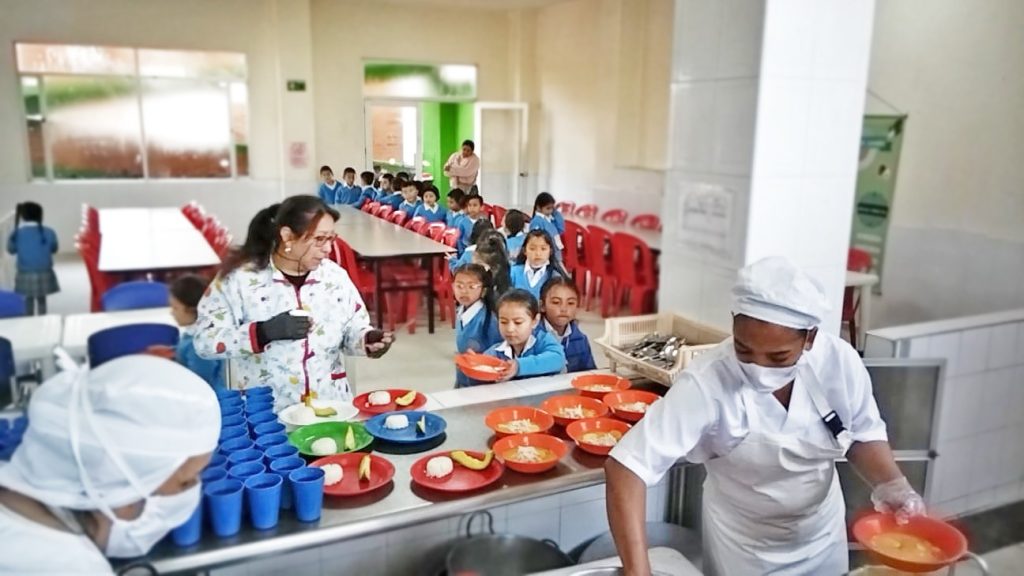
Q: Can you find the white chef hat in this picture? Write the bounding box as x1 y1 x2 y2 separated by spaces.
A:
731 256 831 330
0 352 220 510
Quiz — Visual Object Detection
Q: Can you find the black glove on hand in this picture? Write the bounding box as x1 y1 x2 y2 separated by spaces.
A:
257 311 311 344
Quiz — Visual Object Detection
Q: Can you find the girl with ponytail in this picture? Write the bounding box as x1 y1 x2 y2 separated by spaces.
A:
6 202 60 315
194 195 394 409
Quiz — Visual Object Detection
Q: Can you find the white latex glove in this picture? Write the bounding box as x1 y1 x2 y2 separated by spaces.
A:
870 476 926 524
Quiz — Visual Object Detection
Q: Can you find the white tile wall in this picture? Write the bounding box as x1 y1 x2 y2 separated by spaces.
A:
671 0 723 81
869 317 1024 517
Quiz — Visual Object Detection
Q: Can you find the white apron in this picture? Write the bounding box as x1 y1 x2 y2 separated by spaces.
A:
702 365 851 576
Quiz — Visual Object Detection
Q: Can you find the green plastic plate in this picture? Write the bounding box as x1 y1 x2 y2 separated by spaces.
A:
287 421 374 457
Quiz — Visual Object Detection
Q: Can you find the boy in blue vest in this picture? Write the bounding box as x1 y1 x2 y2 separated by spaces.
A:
335 167 363 205
357 171 378 207
536 276 596 372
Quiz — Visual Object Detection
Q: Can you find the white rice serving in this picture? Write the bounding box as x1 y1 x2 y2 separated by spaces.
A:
321 463 344 486
310 437 338 456
425 456 454 478
367 391 392 406
384 414 409 429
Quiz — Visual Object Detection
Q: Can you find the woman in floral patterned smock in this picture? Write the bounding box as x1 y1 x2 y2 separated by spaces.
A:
194 195 394 410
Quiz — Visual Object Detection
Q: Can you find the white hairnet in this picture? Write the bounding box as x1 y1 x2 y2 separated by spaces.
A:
0 352 220 510
732 256 831 330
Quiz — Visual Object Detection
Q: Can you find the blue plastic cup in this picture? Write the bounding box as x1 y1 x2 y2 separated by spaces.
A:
221 414 246 429
216 389 242 401
244 473 283 530
208 453 227 470
220 404 243 419
219 425 248 443
253 421 286 437
0 420 9 434
170 500 203 547
289 467 324 522
227 449 264 467
269 456 305 510
12 417 28 432
201 467 228 484
228 461 266 482
204 479 243 537
245 386 274 398
246 411 277 432
245 400 274 417
219 395 243 408
255 433 288 451
218 437 255 456
264 443 299 464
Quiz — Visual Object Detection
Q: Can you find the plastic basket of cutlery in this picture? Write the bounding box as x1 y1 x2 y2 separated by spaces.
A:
593 313 729 386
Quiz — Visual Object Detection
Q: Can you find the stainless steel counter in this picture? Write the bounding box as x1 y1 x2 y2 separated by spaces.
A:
137 387 624 574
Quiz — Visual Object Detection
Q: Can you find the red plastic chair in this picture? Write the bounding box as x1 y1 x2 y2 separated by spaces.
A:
330 239 376 312
610 232 657 316
584 225 615 315
77 238 115 312
630 214 661 231
408 217 427 235
843 248 873 349
362 201 380 214
555 202 577 217
427 223 447 240
562 219 587 296
491 205 507 229
375 205 394 220
387 211 408 227
442 228 461 248
575 204 599 220
601 209 629 225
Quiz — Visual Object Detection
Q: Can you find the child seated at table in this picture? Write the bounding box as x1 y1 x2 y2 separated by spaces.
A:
502 209 528 263
357 171 378 207
414 187 448 224
529 192 565 259
450 219 494 273
317 165 339 205
537 276 596 373
453 263 502 388
335 167 363 206
147 274 225 391
456 193 485 254
471 289 566 385
446 188 465 228
380 174 404 209
510 230 568 300
397 180 423 218
6 201 59 315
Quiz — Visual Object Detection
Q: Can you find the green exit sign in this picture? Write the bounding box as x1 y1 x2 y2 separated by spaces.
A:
287 80 306 92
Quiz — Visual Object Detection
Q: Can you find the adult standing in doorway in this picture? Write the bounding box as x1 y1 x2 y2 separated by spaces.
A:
444 139 480 192
194 195 394 411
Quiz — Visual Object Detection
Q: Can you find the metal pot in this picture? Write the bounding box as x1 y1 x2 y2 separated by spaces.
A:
445 511 574 576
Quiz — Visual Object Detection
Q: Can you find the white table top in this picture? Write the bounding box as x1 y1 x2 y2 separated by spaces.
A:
0 314 62 362
99 225 220 272
99 207 196 233
333 206 453 258
845 270 879 288
61 307 177 357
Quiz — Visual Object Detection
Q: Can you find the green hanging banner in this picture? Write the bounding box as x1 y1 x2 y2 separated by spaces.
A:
851 114 907 292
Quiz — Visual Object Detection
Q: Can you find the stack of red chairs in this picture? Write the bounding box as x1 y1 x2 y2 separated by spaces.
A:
77 204 113 312
562 219 588 297
601 209 629 225
584 224 615 315
608 232 656 316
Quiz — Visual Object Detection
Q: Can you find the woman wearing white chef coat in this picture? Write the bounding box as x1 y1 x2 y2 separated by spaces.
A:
606 257 925 576
0 353 220 574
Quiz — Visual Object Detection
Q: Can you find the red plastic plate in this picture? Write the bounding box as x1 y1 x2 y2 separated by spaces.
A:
409 450 504 493
353 389 428 415
311 452 395 497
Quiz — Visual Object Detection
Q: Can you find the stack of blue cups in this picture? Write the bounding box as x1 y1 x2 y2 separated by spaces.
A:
0 416 27 461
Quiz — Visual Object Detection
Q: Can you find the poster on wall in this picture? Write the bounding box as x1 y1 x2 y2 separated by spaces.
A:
851 115 906 292
676 181 734 258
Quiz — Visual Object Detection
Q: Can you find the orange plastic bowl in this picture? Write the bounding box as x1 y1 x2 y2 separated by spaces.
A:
492 433 567 474
540 395 609 427
602 390 661 423
571 374 631 399
565 418 632 456
455 352 510 382
852 512 968 573
484 406 555 437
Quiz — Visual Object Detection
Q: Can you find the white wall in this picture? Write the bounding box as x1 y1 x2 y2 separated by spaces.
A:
0 0 317 247
527 0 671 215
867 0 1024 326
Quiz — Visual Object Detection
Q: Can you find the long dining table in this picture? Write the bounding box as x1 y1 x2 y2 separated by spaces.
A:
332 206 454 334
97 207 221 273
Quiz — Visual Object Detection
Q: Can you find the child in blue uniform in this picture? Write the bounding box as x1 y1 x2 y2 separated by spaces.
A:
147 274 225 390
397 180 423 218
538 276 596 373
457 194 485 254
479 289 566 384
450 219 494 273
317 165 340 204
375 173 396 203
414 187 448 223
446 188 466 228
335 167 363 205
529 192 565 259
6 202 59 315
357 171 378 207
453 264 502 388
380 175 405 209
502 210 528 263
472 230 511 296
510 230 568 300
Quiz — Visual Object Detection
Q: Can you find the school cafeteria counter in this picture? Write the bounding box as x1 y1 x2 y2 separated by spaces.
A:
133 372 669 575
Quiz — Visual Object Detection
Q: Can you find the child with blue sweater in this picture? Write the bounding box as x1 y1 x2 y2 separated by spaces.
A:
147 274 225 390
6 202 59 315
457 193 486 254
446 188 466 228
380 174 405 209
510 230 568 301
537 276 596 372
357 171 379 207
334 167 363 206
453 264 502 388
414 187 448 223
478 289 566 384
317 165 340 204
502 210 528 264
397 180 423 218
529 192 565 259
